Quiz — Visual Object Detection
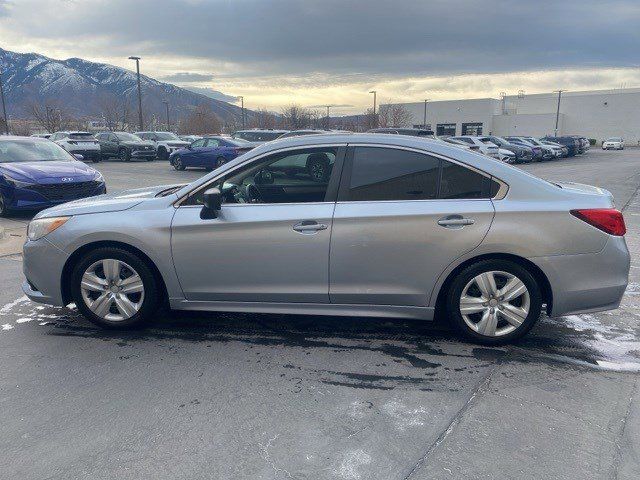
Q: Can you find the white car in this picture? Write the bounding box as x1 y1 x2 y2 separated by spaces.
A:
497 148 516 164
450 136 500 158
50 131 101 162
134 131 190 160
602 137 624 150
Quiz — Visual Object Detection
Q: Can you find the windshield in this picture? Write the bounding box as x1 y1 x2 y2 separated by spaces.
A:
69 133 95 140
224 138 254 147
606 137 622 142
116 132 143 142
155 132 180 141
525 138 542 146
0 139 74 163
233 131 283 142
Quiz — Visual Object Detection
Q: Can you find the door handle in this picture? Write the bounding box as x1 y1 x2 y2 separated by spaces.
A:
437 216 475 227
293 221 328 233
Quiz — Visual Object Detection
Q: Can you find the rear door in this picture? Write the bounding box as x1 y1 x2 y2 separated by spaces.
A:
329 145 496 307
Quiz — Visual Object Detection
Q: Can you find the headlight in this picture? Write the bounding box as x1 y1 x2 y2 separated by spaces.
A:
93 171 104 182
27 216 71 241
4 174 33 188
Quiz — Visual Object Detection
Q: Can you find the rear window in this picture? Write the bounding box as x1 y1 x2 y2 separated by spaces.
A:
69 133 95 140
234 131 283 142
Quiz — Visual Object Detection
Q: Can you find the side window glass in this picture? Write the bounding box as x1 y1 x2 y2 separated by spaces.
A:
186 147 338 206
345 147 439 201
439 160 488 199
192 139 206 147
205 139 220 148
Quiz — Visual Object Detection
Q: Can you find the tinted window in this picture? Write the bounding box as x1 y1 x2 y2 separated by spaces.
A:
205 138 220 147
439 161 489 199
347 147 439 201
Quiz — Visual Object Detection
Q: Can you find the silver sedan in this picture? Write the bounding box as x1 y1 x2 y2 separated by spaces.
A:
21 133 630 344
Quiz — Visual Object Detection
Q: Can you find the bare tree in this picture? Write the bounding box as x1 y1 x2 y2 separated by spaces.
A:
377 103 412 128
180 103 222 135
361 107 378 130
249 108 278 129
280 104 314 129
97 93 132 131
28 100 76 133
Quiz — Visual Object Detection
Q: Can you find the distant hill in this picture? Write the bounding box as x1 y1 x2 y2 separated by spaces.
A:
0 48 243 123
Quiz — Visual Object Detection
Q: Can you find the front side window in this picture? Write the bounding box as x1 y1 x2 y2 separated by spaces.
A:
185 147 338 206
191 139 206 148
343 147 497 202
205 139 220 148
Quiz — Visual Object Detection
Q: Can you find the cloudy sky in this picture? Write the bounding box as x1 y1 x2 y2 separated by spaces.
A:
1 0 639 114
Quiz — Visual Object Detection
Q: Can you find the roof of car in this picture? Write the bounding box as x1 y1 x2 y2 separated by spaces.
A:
0 135 50 142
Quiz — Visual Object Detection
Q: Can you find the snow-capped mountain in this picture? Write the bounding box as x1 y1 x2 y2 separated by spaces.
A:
0 48 242 122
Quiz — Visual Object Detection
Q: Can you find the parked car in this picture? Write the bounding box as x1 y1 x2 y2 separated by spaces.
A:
367 128 435 137
95 132 156 162
134 131 190 160
30 133 51 139
231 129 289 144
522 137 564 158
602 137 624 150
478 136 534 163
51 131 101 162
20 134 629 345
0 136 105 216
541 136 580 156
278 130 351 139
169 136 254 171
497 148 517 164
439 137 481 152
450 136 500 158
179 135 203 143
568 135 590 153
506 137 554 161
538 139 569 157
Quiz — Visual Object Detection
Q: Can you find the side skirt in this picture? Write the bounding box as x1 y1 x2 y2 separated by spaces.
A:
169 299 435 321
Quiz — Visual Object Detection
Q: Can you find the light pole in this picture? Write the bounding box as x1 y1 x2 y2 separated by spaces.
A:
128 56 144 131
0 67 9 134
162 101 170 131
422 99 429 129
369 90 377 127
238 96 245 129
554 90 564 136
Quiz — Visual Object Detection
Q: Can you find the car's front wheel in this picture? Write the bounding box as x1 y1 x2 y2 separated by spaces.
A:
118 148 131 162
0 193 11 217
172 155 186 171
71 248 161 329
445 259 542 345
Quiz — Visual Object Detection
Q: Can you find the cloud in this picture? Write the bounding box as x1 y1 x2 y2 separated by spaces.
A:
160 72 214 83
0 0 638 111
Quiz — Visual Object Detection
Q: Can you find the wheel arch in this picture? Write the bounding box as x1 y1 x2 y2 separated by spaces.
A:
61 240 169 306
433 252 553 319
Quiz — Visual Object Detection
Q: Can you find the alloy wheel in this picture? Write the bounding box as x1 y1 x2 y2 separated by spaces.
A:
459 270 530 337
80 259 145 321
310 162 325 181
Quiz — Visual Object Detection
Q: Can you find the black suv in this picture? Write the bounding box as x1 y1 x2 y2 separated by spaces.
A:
95 132 156 161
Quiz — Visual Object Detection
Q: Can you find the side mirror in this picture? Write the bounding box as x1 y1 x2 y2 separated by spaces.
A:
200 187 222 219
74 154 84 161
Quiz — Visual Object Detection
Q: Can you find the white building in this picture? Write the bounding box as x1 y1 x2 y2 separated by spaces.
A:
385 87 640 144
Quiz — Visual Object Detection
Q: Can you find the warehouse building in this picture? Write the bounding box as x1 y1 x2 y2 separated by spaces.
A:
384 87 640 144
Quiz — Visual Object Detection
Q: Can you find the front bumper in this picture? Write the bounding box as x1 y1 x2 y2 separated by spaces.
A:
4 182 106 211
67 148 101 160
22 237 69 306
530 235 630 317
131 149 156 158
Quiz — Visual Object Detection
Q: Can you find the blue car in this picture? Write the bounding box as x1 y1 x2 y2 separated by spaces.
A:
0 136 106 217
169 136 254 171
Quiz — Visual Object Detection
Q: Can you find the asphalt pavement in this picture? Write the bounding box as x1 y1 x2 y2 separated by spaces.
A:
0 149 639 479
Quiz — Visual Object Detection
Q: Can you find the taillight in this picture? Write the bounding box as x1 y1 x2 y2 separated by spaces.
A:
570 208 626 236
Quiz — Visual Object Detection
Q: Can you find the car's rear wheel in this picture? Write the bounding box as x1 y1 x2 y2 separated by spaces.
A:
118 148 131 162
445 259 542 345
71 248 160 329
216 156 227 169
307 157 329 182
172 155 186 171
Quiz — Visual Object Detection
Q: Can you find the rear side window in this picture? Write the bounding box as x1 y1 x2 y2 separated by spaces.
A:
346 147 439 201
343 147 498 201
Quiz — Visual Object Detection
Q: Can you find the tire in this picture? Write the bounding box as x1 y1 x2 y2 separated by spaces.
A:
172 155 186 171
307 158 330 182
445 259 542 345
118 148 131 162
93 156 101 163
70 247 161 329
215 156 227 169
0 193 11 218
158 147 169 161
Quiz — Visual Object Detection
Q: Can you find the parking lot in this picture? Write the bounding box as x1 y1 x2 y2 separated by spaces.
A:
1 148 639 479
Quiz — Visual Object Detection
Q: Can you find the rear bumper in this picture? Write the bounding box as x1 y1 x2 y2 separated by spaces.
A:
529 236 630 317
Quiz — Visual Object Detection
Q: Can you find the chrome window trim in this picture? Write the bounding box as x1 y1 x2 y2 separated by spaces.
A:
174 142 509 207
173 143 347 207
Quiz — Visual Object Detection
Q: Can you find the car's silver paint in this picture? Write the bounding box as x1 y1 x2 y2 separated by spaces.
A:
23 133 630 323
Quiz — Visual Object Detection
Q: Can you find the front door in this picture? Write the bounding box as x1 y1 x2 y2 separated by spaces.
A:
329 146 495 306
171 145 345 303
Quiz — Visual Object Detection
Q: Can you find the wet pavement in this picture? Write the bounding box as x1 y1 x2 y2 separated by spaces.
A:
0 149 639 479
